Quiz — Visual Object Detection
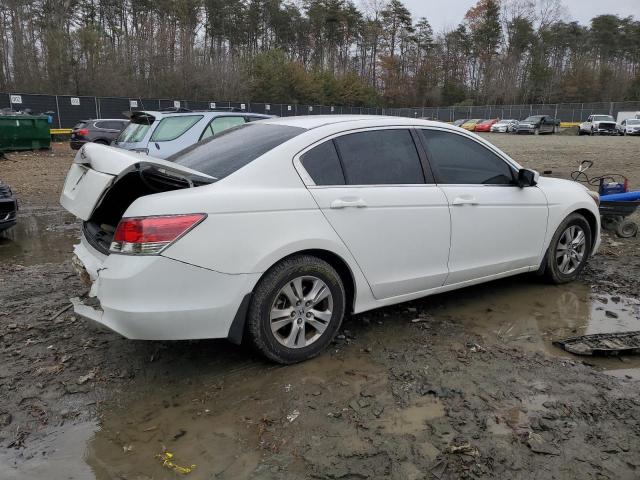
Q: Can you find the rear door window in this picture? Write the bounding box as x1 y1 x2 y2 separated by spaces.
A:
300 141 345 185
201 116 246 140
151 115 203 142
419 129 514 185
334 129 425 185
117 122 151 143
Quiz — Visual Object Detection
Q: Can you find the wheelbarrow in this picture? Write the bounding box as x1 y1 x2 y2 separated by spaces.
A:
570 160 639 238
599 195 640 238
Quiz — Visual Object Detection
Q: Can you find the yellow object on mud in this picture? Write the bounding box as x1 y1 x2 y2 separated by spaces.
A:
156 451 196 475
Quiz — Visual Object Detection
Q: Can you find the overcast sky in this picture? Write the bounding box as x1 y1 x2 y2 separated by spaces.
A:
400 0 639 32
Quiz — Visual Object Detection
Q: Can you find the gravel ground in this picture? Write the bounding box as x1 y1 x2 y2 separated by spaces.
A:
1 136 639 479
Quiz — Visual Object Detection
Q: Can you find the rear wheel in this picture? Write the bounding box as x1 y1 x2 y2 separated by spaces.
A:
544 214 592 284
246 255 345 364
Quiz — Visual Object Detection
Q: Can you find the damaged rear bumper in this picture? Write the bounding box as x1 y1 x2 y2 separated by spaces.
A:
71 237 260 341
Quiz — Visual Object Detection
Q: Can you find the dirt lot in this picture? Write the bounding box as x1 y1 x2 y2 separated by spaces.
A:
1 136 639 479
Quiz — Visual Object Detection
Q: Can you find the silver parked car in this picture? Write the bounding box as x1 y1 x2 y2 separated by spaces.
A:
114 110 272 158
490 119 518 133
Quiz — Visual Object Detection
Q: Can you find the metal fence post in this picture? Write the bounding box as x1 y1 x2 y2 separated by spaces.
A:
55 95 61 128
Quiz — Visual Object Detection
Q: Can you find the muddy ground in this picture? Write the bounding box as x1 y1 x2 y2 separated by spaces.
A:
1 136 639 479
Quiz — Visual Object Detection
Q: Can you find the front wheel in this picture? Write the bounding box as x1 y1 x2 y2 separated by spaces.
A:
246 255 346 364
534 127 540 135
543 213 592 284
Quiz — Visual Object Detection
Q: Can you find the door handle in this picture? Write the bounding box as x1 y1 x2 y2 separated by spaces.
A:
330 198 367 209
452 196 478 206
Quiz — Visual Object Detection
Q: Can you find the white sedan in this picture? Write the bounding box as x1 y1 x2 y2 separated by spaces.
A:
61 116 601 364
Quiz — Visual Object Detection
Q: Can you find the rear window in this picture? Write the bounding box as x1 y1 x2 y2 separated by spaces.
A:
151 115 203 142
117 122 151 143
73 122 87 130
171 123 304 179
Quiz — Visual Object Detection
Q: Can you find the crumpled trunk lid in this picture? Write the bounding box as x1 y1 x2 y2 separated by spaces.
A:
60 142 214 221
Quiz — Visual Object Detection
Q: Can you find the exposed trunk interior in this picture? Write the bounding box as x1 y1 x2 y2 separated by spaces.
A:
84 166 213 255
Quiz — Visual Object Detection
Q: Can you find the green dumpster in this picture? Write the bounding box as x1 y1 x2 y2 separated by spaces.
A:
0 114 51 153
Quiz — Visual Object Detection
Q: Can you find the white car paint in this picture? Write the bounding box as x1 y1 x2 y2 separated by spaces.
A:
61 115 601 343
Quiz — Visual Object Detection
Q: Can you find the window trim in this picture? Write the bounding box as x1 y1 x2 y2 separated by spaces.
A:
150 115 204 142
199 115 247 141
415 127 519 187
293 126 434 188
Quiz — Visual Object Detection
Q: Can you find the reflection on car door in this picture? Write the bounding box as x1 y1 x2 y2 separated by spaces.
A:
300 128 451 299
418 129 548 285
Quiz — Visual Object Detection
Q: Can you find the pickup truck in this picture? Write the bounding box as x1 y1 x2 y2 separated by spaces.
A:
515 115 560 135
578 115 617 136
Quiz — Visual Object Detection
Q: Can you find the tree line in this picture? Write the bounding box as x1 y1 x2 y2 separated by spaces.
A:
1 0 639 108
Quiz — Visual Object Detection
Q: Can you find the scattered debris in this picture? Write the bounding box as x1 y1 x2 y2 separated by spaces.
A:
554 331 640 356
286 410 300 423
526 432 559 455
156 451 196 475
448 442 479 456
77 369 97 384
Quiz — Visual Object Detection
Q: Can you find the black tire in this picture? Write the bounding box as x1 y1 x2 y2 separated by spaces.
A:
543 213 592 284
246 255 345 364
534 127 540 135
616 219 638 238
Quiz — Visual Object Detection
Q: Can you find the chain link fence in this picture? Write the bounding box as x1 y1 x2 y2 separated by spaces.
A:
2 92 640 128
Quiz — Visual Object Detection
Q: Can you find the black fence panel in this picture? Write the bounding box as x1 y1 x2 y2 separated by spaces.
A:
98 97 131 120
250 103 268 114
10 94 60 126
56 95 98 127
158 99 177 110
184 100 210 110
140 98 161 110
0 93 9 109
3 92 640 128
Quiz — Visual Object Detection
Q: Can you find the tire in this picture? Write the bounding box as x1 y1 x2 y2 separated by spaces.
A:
543 213 592 284
534 127 540 135
246 255 346 364
615 219 638 238
578 129 583 136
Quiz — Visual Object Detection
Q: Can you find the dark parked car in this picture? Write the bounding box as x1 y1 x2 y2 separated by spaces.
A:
0 179 18 232
515 115 560 135
70 119 129 150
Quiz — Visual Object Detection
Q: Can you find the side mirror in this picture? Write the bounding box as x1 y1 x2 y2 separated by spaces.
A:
517 168 539 188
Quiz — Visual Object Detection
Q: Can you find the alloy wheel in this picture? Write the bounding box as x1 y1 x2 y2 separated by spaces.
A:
270 276 333 349
556 225 586 275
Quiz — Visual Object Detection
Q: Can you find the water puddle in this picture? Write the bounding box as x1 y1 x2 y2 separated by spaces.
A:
0 422 97 479
0 207 78 265
426 278 640 377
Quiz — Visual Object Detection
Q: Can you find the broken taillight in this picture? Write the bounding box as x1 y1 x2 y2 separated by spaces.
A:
110 214 206 255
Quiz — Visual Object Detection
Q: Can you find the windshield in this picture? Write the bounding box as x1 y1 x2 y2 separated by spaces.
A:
522 116 542 122
593 115 614 121
117 122 152 143
171 123 305 179
626 119 640 125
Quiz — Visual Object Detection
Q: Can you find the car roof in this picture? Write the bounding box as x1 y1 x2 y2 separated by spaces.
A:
260 115 467 133
135 110 270 119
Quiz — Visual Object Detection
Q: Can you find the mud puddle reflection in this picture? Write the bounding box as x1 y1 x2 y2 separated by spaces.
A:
427 278 640 377
0 207 78 265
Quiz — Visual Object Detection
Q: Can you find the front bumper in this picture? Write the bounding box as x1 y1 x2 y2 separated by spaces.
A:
72 237 260 340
